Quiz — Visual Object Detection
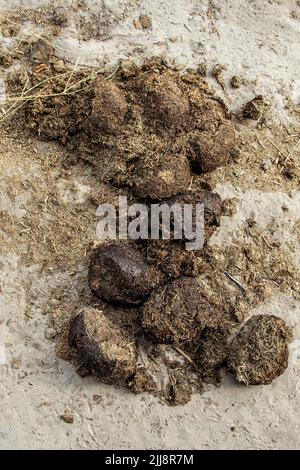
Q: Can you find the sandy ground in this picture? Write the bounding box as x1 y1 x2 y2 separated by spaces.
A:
0 0 300 450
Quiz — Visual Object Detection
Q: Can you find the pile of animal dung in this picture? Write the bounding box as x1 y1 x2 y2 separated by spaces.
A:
4 52 293 405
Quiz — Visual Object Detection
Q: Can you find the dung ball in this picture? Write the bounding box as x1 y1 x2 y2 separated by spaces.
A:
87 77 128 134
69 308 137 383
190 123 237 172
132 154 191 200
89 244 162 306
141 276 218 345
228 314 292 385
139 72 190 133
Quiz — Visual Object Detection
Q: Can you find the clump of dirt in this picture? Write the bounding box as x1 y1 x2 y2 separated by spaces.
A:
141 276 220 345
133 14 152 31
69 308 137 383
230 75 243 89
242 95 266 120
88 243 163 307
228 315 292 385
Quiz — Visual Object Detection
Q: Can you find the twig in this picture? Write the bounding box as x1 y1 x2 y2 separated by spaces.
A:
184 23 194 33
20 77 30 97
224 271 246 291
105 64 120 81
173 346 198 370
261 234 273 248
64 57 80 93
188 176 194 190
284 137 300 163
6 88 78 103
63 71 98 93
267 138 285 158
0 87 86 123
0 100 27 123
256 136 267 151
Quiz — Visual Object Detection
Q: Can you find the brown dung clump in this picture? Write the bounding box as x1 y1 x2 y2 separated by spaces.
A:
84 77 128 135
136 72 190 134
142 276 220 345
242 95 265 120
228 314 292 385
185 89 237 173
132 153 191 200
189 123 236 172
13 55 237 185
69 308 137 383
140 239 200 279
89 243 163 306
164 190 222 241
196 324 231 383
2 44 296 405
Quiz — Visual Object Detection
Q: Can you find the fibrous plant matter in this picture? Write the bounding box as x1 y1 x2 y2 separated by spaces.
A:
164 371 195 406
141 276 221 345
189 122 236 172
228 314 292 385
69 308 137 383
140 239 200 279
195 324 231 384
88 243 163 307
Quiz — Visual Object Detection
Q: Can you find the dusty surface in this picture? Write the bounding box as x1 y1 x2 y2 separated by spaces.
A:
0 0 300 450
